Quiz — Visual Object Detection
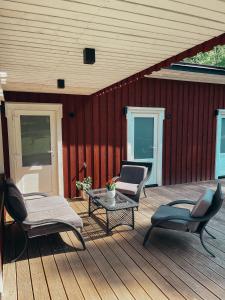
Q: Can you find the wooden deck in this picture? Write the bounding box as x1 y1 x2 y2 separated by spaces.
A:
3 180 225 300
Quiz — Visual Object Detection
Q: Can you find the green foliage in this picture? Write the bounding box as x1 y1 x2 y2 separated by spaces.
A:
76 176 92 191
106 179 116 191
183 45 225 67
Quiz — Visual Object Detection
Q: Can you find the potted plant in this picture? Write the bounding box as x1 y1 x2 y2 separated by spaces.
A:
76 176 92 199
106 179 116 199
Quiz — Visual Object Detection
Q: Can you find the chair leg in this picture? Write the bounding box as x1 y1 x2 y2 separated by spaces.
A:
200 230 215 257
12 228 28 262
205 228 216 239
143 225 154 246
143 187 147 198
73 229 86 250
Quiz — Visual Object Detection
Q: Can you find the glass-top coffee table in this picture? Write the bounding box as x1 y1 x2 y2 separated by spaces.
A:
87 188 138 234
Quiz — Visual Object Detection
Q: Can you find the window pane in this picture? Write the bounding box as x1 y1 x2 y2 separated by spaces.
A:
20 115 52 166
221 118 225 153
134 117 154 159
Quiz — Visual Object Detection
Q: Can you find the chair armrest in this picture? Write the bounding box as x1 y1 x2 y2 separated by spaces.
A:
136 167 152 195
137 178 146 193
153 214 209 227
23 192 49 199
112 176 120 182
167 200 197 206
23 218 82 229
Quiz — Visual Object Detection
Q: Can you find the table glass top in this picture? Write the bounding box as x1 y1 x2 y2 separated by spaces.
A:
87 188 138 211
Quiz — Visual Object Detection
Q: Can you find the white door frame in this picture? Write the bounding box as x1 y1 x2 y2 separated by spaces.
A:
215 109 225 179
126 106 165 186
5 102 64 195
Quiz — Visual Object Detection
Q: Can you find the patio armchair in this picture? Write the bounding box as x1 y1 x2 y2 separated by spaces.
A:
143 182 223 257
113 161 152 203
4 178 86 262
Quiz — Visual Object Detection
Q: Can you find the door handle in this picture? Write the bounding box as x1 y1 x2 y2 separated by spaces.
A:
48 150 55 158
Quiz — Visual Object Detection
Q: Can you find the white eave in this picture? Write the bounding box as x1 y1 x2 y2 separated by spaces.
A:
145 68 225 85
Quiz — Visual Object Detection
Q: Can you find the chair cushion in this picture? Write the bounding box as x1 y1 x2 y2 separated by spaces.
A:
25 195 69 213
191 189 214 217
120 165 147 184
116 181 138 195
151 205 191 231
5 179 27 222
24 204 83 237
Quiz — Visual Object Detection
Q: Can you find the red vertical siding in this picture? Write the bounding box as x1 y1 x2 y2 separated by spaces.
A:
3 78 225 197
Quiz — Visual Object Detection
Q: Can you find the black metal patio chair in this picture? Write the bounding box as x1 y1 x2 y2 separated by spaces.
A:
143 182 223 257
113 161 152 203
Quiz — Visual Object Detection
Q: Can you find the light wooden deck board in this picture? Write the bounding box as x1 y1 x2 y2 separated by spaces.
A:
3 180 225 300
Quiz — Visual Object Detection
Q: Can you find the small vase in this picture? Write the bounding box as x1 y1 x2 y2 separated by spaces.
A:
80 190 88 200
106 189 116 199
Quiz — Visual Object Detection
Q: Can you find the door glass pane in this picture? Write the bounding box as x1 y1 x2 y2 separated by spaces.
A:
20 115 51 166
221 118 225 153
134 117 154 159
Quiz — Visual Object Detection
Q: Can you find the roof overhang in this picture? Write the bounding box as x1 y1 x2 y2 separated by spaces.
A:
145 62 225 85
0 1 225 95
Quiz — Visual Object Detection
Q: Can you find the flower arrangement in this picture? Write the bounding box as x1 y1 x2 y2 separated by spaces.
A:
106 179 116 191
76 176 92 192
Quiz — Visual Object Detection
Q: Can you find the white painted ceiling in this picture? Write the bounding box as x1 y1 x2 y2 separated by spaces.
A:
0 0 225 95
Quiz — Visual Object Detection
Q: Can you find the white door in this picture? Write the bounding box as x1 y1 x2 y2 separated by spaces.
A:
6 103 63 195
215 109 225 179
127 107 165 186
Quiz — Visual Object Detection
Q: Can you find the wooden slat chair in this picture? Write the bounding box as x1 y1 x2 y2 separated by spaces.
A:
4 179 86 262
143 182 223 257
113 161 152 203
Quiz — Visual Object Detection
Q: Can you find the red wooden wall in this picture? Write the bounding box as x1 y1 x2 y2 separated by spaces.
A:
3 77 225 197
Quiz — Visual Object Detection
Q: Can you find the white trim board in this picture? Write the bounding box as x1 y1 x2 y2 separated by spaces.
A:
126 106 165 186
146 69 225 85
5 102 64 196
215 109 225 179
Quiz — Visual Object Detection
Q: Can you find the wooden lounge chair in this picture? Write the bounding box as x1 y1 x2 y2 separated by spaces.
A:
4 179 86 262
113 161 152 203
143 182 223 257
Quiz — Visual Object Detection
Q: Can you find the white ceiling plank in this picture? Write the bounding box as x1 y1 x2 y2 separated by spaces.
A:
0 45 161 62
0 50 157 66
1 33 179 60
0 22 195 49
0 11 209 43
0 62 146 77
170 0 225 14
0 0 223 35
3 82 97 95
0 39 174 59
0 8 211 40
0 56 149 72
0 27 189 52
118 0 225 18
0 33 181 56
